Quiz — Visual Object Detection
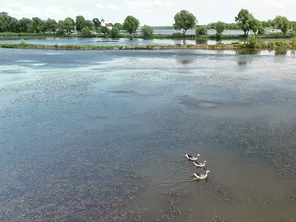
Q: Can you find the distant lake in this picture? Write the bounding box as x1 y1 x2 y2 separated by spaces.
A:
149 29 245 36
0 37 244 46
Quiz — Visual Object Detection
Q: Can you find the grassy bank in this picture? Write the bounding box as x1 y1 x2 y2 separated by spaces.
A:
0 40 295 51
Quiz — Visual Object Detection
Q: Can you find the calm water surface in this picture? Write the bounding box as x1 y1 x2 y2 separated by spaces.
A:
0 37 241 46
1 49 296 222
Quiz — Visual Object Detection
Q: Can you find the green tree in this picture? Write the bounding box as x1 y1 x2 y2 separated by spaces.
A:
248 34 257 48
0 12 10 32
81 26 92 37
173 10 197 35
93 18 101 30
31 17 44 33
64 17 75 35
123 15 140 35
9 17 19 32
85 20 94 30
274 16 289 36
45 18 57 33
249 18 263 36
110 27 120 38
100 26 109 37
235 9 253 36
195 25 207 36
215 21 225 39
113 23 122 30
141 25 153 39
57 20 65 34
76 15 86 32
18 18 32 32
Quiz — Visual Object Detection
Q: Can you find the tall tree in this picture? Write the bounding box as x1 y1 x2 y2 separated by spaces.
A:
64 17 75 34
0 12 10 32
249 18 263 36
18 18 32 32
92 18 101 30
57 20 65 34
9 17 19 32
215 21 225 39
235 9 253 36
85 20 94 30
173 10 197 35
45 18 57 33
274 16 289 36
31 17 44 33
76 15 86 32
123 15 140 35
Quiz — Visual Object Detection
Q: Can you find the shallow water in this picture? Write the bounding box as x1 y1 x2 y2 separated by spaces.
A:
1 48 296 222
0 37 241 46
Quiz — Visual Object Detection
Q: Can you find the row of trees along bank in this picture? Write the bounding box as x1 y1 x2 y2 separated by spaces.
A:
1 9 296 39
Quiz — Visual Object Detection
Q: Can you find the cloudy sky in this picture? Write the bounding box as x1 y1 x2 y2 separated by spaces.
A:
2 0 296 26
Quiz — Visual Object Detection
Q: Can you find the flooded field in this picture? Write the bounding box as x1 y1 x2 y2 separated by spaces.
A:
1 49 296 222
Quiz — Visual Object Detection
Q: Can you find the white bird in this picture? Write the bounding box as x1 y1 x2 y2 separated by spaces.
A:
185 153 200 161
193 160 207 168
194 170 210 180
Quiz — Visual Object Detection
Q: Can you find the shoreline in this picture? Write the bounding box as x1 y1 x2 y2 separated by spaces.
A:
0 42 295 51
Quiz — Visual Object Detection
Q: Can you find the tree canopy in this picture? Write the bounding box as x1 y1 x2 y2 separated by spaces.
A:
195 25 207 36
123 16 140 35
141 25 153 39
235 9 253 36
274 16 289 36
100 26 109 37
110 27 120 38
113 23 123 31
215 21 225 39
173 10 197 35
93 18 101 30
76 15 86 32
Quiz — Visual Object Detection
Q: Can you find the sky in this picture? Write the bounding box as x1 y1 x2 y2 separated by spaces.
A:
2 0 296 26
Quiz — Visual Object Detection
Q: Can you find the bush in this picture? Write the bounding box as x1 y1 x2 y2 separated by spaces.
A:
110 27 120 38
100 26 109 37
195 26 208 36
291 37 296 47
20 39 26 45
141 25 153 39
247 35 257 48
172 32 184 38
81 27 92 38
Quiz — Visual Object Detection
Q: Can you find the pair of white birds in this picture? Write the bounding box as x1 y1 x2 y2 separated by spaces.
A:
185 153 210 180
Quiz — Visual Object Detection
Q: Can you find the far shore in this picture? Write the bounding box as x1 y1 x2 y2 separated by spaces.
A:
0 42 295 51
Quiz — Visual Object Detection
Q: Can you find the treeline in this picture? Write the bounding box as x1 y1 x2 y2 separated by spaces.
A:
1 9 296 39
173 9 296 39
0 12 125 37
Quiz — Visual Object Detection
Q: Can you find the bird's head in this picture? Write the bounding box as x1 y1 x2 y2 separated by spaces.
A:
197 154 201 157
206 170 210 173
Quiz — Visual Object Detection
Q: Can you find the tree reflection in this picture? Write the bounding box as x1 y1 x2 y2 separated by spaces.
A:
275 47 288 55
196 39 208 45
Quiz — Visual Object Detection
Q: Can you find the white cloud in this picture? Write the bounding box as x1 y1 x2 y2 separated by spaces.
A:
96 4 104 8
272 2 283 8
22 6 39 14
46 6 63 15
107 4 121 10
124 0 152 9
152 0 174 7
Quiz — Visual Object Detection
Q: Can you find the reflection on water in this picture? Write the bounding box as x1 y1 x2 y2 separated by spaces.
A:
275 47 288 55
1 49 296 221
